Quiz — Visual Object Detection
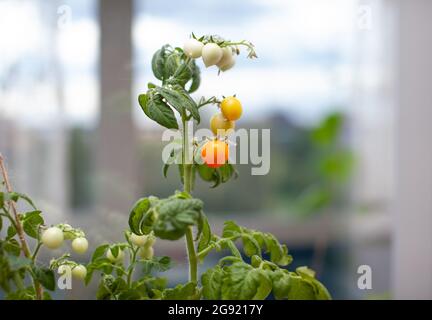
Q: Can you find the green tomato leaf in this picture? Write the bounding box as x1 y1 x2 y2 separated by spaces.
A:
153 196 203 240
220 239 243 259
96 275 128 300
162 282 198 300
140 256 172 275
221 262 272 300
201 265 224 300
140 92 179 130
295 266 332 300
85 257 116 285
242 234 261 257
4 239 20 256
188 61 201 93
170 58 192 86
222 220 242 239
156 86 200 123
286 274 316 300
6 226 17 240
268 269 291 299
91 244 109 262
22 210 43 239
197 215 212 254
164 53 181 79
151 45 168 80
129 197 151 235
32 266 55 291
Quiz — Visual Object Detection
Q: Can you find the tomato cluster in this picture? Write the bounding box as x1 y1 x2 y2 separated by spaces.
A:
201 96 243 168
184 39 236 71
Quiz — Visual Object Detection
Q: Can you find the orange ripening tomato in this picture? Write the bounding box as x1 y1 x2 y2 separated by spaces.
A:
220 96 242 121
201 140 229 168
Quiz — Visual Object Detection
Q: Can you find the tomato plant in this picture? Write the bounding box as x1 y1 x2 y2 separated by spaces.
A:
0 155 90 299
0 33 331 300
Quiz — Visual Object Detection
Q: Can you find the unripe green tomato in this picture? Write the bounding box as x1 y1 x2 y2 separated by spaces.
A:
72 265 87 280
202 43 223 67
139 246 154 260
183 38 203 58
107 248 124 263
41 227 64 249
129 233 148 247
210 113 235 136
71 237 89 254
57 265 71 275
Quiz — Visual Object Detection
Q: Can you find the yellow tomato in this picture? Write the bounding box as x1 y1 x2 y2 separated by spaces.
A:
220 96 242 121
210 113 235 136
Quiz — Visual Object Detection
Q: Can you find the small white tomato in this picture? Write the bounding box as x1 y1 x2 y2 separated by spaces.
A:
144 235 156 248
201 43 223 67
183 38 203 58
139 246 154 260
72 265 87 280
57 265 71 275
71 237 89 254
129 233 148 247
41 227 64 249
217 47 236 71
106 248 124 263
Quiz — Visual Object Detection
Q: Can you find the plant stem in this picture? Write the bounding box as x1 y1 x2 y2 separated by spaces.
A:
31 242 42 262
0 154 43 300
197 236 237 259
185 227 197 283
127 247 138 287
181 115 198 284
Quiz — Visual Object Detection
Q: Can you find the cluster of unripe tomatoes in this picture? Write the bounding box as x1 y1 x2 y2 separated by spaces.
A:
183 38 237 71
41 225 89 280
41 225 156 281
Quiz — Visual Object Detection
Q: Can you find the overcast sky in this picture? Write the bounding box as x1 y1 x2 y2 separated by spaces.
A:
0 0 357 128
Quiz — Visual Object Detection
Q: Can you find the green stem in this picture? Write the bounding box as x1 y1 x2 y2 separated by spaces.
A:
185 227 197 283
197 96 218 108
182 114 198 284
197 236 237 259
31 242 42 262
13 273 25 291
127 247 138 287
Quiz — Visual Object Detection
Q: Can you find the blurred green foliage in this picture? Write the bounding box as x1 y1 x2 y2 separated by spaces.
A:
69 128 95 210
270 112 354 216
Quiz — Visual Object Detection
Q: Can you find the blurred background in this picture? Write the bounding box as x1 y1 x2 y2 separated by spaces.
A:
1 0 431 299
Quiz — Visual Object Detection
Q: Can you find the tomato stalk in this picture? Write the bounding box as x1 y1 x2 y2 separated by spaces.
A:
0 154 43 300
181 114 198 286
126 246 138 287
